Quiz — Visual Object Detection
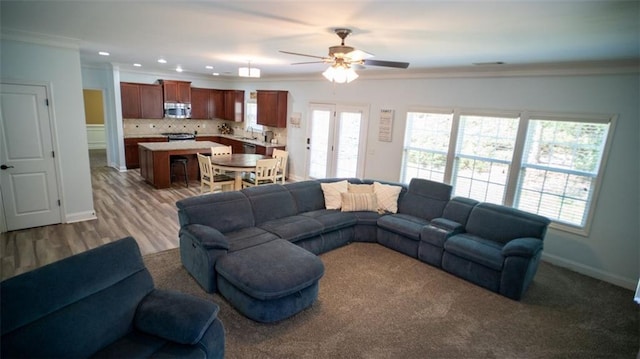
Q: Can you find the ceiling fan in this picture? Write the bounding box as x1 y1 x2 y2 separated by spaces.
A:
280 28 410 82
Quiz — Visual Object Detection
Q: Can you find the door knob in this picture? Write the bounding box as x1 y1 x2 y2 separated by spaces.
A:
1 164 14 170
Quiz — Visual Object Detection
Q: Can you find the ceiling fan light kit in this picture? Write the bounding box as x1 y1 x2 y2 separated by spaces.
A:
322 64 359 83
280 28 410 84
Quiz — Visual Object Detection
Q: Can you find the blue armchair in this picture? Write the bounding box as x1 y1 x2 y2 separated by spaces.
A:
1 237 225 358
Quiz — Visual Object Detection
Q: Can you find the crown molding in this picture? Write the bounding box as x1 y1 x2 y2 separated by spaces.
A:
263 59 640 82
1 28 80 50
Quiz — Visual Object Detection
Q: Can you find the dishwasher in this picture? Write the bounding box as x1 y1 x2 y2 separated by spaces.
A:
243 143 256 154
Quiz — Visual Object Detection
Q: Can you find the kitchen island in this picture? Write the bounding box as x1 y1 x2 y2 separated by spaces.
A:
138 141 225 189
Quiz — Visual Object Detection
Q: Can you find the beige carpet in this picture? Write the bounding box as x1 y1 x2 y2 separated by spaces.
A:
144 243 638 358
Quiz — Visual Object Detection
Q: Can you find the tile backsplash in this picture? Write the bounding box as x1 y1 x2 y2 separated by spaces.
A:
123 118 287 143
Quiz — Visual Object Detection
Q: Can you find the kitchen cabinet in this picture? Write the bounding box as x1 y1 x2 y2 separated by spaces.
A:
257 90 288 128
216 137 245 153
124 137 167 169
190 88 211 119
224 90 244 122
160 80 191 103
190 87 242 122
120 83 163 119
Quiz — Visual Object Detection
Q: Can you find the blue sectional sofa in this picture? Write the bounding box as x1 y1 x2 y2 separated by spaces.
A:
177 178 550 322
1 237 225 358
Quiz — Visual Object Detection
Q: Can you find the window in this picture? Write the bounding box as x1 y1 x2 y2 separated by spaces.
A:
402 109 614 235
244 101 262 132
515 118 610 228
453 114 520 204
402 111 453 183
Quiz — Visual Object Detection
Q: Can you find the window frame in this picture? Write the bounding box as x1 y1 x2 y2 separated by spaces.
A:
401 107 616 236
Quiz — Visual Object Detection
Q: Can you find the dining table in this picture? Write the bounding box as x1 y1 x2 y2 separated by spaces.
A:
209 153 270 190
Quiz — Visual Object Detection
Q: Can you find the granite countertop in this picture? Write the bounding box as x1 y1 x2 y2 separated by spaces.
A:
138 141 224 151
126 133 284 148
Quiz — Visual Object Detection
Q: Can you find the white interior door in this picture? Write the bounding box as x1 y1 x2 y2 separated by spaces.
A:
307 103 368 179
0 83 61 231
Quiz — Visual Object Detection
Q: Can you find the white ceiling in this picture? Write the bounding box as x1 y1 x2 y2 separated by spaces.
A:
1 1 638 80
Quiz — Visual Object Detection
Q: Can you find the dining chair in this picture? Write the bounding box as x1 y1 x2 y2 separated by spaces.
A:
210 146 233 175
241 158 279 188
211 146 232 156
197 153 235 193
272 149 288 184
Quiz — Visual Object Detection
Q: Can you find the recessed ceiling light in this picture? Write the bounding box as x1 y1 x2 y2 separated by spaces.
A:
157 58 167 64
176 66 183 73
98 51 110 56
212 73 220 76
133 63 142 67
205 65 213 69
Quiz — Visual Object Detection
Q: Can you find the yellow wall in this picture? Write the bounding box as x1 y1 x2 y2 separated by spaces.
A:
83 89 104 125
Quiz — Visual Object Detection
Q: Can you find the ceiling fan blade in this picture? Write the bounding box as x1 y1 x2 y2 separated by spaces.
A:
291 61 327 65
346 49 374 62
363 59 410 69
279 50 327 60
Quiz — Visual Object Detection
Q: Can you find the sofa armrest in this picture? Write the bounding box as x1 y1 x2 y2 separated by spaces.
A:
430 218 464 232
502 237 543 258
180 224 229 250
135 289 220 345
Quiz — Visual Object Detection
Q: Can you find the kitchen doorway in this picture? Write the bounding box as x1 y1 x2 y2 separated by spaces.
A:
306 103 368 179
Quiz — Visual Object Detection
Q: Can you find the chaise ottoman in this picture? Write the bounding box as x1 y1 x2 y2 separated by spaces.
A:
215 239 325 323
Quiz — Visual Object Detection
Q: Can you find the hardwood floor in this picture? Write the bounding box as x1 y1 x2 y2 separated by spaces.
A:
0 150 203 280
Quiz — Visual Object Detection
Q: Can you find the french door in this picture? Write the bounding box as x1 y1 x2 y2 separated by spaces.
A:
307 103 368 179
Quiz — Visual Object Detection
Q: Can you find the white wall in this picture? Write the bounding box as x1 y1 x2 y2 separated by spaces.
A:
238 72 639 289
1 39 95 223
79 63 640 290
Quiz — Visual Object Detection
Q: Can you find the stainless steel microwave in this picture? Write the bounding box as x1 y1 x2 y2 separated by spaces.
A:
164 102 191 119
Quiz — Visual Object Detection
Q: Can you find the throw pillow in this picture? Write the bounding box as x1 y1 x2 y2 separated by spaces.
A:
341 192 378 212
348 183 374 193
320 180 349 209
373 181 402 213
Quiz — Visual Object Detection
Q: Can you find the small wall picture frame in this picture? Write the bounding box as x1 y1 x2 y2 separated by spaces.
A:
378 109 394 142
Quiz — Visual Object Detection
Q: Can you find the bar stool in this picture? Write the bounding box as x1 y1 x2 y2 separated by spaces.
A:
170 156 189 187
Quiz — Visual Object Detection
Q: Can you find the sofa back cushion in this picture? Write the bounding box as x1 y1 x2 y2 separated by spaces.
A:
177 191 254 233
442 197 480 227
242 184 297 225
397 178 452 220
1 237 155 358
285 181 326 213
465 203 551 245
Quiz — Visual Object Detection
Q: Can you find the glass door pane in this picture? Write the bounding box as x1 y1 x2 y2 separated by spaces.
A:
335 111 362 178
308 106 333 179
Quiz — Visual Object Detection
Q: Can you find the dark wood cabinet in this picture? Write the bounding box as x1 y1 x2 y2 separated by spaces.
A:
120 83 140 118
257 90 288 128
120 83 163 119
190 88 211 119
224 90 245 122
211 90 225 119
139 84 164 119
190 87 243 122
124 137 167 169
160 80 191 103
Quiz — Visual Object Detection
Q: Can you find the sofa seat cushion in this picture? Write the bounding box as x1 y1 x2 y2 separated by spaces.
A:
258 215 324 243
352 211 385 226
216 239 324 301
444 234 505 271
376 213 429 241
226 227 279 252
300 210 357 232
